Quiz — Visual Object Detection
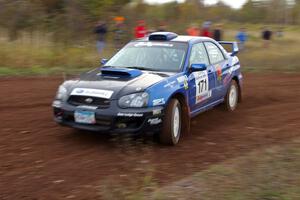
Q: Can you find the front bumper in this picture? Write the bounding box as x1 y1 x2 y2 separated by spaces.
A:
52 100 164 134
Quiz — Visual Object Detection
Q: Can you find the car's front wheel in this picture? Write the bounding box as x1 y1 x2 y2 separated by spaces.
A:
160 99 181 145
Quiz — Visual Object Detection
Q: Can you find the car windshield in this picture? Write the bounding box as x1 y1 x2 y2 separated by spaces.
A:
105 41 188 72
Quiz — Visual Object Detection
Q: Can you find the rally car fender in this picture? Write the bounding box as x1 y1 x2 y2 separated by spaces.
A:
146 73 191 134
146 73 189 109
222 56 243 101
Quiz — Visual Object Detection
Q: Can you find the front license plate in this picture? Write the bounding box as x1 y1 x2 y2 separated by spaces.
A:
74 110 96 124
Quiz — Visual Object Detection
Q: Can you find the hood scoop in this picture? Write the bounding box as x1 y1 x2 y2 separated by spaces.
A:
100 67 142 78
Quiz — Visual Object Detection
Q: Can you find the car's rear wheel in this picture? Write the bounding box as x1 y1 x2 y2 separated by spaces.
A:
224 80 239 111
160 99 181 145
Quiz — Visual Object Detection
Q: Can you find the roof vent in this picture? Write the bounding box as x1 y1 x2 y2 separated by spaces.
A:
100 67 142 78
149 32 178 41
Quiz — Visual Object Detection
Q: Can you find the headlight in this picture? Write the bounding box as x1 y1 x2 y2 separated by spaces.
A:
55 85 68 101
118 92 149 108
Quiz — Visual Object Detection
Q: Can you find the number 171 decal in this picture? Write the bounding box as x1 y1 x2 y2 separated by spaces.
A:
194 71 212 103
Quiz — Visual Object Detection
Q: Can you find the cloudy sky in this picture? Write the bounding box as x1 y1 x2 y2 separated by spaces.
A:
144 0 248 9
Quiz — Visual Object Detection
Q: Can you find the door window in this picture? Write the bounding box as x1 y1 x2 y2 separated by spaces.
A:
204 42 225 64
189 43 209 66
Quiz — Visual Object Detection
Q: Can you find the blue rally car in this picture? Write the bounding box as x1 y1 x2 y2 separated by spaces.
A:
52 32 243 145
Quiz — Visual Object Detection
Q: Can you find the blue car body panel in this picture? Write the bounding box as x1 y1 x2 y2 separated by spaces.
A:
144 35 242 118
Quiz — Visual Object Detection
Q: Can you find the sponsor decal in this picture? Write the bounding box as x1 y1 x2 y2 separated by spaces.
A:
216 66 222 81
177 75 187 83
183 80 188 90
153 98 165 106
177 75 188 90
117 113 143 117
223 75 231 85
196 90 212 103
223 65 240 85
76 89 84 94
71 88 114 99
193 71 212 103
153 109 162 115
163 80 177 88
148 118 162 125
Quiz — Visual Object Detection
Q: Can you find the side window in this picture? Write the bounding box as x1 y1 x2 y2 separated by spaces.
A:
189 43 209 66
204 42 225 64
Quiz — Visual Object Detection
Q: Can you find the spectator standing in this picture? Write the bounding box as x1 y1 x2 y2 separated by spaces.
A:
201 21 212 38
134 20 147 39
236 28 248 51
186 24 200 36
276 26 284 38
213 24 222 41
113 16 126 49
157 22 167 32
262 27 272 48
94 21 107 55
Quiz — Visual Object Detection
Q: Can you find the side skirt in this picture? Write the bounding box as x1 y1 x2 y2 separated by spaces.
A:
190 98 224 118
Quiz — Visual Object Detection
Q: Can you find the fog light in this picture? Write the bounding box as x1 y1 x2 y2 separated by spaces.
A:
54 108 63 118
116 123 127 129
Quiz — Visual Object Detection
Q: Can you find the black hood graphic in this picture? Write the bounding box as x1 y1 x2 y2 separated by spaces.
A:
63 68 174 99
100 67 142 78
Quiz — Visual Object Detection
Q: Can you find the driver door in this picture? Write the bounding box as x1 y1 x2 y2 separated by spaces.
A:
188 42 216 112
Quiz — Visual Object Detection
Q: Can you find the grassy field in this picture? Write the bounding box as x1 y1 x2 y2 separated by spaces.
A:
0 25 300 76
156 138 300 200
97 137 300 200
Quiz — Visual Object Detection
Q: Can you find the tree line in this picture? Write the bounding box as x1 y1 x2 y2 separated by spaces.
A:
0 0 299 42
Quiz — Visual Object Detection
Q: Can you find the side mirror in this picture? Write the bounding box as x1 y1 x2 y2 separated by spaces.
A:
101 58 108 65
190 63 207 72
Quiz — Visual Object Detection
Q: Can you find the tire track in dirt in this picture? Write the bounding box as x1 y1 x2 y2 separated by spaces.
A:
0 73 300 199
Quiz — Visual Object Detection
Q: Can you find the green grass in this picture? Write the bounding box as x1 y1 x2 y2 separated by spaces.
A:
156 138 300 200
98 137 300 200
0 25 300 76
0 34 116 76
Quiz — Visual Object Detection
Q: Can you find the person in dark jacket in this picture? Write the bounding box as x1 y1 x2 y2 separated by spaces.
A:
94 21 107 55
262 27 272 48
213 24 222 41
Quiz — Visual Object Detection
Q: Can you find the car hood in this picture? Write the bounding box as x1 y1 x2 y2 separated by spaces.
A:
63 68 174 99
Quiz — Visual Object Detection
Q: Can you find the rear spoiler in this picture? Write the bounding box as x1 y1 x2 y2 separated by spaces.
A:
218 41 239 56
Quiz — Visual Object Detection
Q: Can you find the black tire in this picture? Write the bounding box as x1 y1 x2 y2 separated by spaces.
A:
160 99 182 145
224 80 239 111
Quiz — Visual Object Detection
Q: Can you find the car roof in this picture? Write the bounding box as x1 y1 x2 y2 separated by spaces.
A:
137 32 215 44
171 35 213 43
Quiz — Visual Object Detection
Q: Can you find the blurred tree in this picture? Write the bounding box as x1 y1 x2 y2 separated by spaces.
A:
0 0 298 42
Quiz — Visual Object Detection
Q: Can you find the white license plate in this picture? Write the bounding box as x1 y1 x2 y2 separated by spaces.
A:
74 110 96 124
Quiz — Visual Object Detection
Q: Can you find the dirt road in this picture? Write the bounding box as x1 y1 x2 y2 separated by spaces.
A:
1 73 300 199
